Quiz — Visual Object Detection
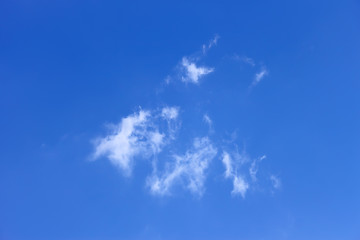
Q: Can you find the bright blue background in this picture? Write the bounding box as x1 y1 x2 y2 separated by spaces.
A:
1 0 360 239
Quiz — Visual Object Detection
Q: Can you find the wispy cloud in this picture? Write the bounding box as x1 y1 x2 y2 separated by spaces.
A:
232 175 249 197
161 106 179 120
270 175 281 189
249 155 266 182
147 137 217 196
92 108 278 197
202 34 220 54
203 114 214 133
166 36 218 85
203 114 212 126
222 152 249 198
233 54 255 67
92 36 280 199
231 54 269 89
181 57 214 84
161 106 181 140
92 107 179 176
222 149 272 197
252 68 268 86
242 56 255 66
222 152 233 178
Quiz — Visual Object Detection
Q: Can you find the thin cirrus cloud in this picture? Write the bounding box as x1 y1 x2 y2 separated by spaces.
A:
181 57 214 84
252 68 268 86
92 107 179 176
241 56 255 67
249 155 266 182
270 175 282 189
161 106 179 120
92 36 280 198
202 34 220 54
203 114 212 126
222 152 249 198
147 137 217 196
232 54 269 88
165 37 217 85
92 107 219 197
221 151 271 198
233 54 255 67
203 114 213 132
92 107 279 197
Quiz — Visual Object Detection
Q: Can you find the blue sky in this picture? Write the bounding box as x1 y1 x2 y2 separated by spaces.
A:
1 0 360 239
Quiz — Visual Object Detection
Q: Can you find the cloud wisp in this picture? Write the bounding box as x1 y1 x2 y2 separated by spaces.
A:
222 151 249 198
203 114 214 133
270 175 282 190
233 54 255 67
92 36 280 199
221 148 277 198
92 107 179 176
202 34 220 54
165 36 218 85
92 107 220 197
181 57 214 84
249 155 266 182
92 108 279 198
147 137 217 196
252 68 268 86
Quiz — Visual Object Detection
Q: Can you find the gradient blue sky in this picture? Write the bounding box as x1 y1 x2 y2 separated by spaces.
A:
1 1 360 240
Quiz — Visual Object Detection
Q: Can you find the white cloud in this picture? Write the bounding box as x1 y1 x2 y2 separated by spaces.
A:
241 56 255 66
161 106 179 120
147 137 217 196
167 36 217 85
164 75 171 85
93 110 151 175
149 131 165 153
93 108 179 176
161 106 180 140
203 114 214 133
93 107 277 198
233 54 255 67
222 152 233 178
223 149 277 197
181 57 214 84
249 155 266 182
232 175 249 197
270 175 281 189
222 151 249 198
252 68 268 86
91 36 280 199
203 114 212 126
202 34 220 54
